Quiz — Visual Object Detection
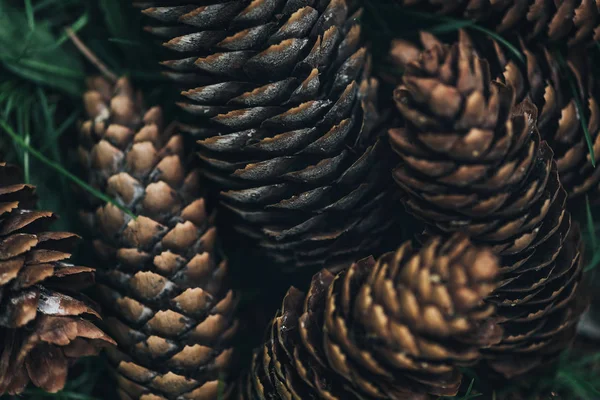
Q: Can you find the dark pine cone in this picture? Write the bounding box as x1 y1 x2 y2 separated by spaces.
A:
0 162 114 395
242 233 501 399
78 77 240 400
137 0 398 273
389 38 586 379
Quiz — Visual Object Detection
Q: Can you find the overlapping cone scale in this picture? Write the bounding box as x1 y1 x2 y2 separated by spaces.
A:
398 0 600 47
389 39 585 379
0 162 114 395
243 233 501 399
137 0 396 272
78 77 240 400
391 31 600 201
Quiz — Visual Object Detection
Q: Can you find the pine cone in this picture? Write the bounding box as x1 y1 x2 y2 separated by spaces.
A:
398 0 600 47
389 39 585 379
137 0 396 273
0 162 114 395
78 77 240 400
390 31 600 201
243 233 500 399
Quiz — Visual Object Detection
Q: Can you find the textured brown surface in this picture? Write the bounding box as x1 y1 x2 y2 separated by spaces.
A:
391 31 600 201
389 39 585 379
137 0 397 273
398 0 600 47
78 77 239 400
242 233 500 399
0 162 114 395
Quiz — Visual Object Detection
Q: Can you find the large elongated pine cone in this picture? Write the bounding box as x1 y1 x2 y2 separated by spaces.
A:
242 233 501 399
398 0 600 47
0 162 114 395
389 40 585 379
78 77 240 400
138 0 396 272
391 31 600 201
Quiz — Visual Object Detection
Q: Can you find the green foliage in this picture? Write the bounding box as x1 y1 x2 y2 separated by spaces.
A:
513 350 600 400
0 2 85 95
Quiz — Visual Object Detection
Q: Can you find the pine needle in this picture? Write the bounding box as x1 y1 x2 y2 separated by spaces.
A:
24 0 35 30
66 28 117 83
217 375 226 400
429 19 474 34
0 119 136 219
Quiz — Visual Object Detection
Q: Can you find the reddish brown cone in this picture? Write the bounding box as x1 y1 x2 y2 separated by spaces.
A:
0 162 114 395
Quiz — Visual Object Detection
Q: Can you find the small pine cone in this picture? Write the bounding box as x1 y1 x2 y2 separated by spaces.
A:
398 0 600 47
0 163 114 395
137 1 397 273
78 77 240 400
389 39 586 379
245 233 501 399
391 31 600 201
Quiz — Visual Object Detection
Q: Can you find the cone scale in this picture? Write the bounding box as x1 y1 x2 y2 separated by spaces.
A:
0 162 114 395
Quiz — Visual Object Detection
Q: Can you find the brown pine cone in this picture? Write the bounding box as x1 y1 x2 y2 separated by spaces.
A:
78 77 240 400
136 0 397 273
244 233 501 399
390 31 600 201
0 162 114 395
389 39 585 379
398 0 600 47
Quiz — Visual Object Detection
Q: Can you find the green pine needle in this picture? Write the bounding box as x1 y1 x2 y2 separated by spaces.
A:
217 375 226 400
0 119 136 219
429 19 474 34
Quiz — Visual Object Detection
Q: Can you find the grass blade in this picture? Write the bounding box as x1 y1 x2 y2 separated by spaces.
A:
0 119 136 218
24 0 34 30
